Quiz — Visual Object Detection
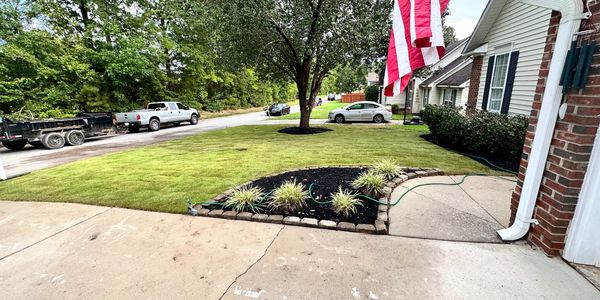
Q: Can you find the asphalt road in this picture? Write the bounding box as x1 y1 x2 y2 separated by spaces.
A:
1 106 300 179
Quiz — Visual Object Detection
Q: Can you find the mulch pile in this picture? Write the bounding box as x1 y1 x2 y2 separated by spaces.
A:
210 167 380 224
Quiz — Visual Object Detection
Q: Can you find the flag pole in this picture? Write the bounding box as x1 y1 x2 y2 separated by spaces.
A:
403 80 410 125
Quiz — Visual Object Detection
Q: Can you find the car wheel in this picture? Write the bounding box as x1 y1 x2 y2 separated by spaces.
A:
41 132 65 149
190 114 199 125
373 114 384 124
335 114 345 123
65 130 85 146
2 140 27 150
128 124 140 133
149 118 161 131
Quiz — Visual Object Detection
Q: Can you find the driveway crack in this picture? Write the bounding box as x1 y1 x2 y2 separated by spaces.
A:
218 225 285 300
0 207 112 261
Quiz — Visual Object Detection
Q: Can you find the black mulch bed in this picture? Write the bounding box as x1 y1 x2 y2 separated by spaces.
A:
277 127 333 135
420 134 519 173
208 167 380 224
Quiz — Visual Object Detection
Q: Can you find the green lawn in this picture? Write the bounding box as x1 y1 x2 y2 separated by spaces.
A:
0 125 501 214
278 101 347 120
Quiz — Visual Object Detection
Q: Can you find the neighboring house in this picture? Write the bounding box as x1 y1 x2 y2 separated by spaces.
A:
487 0 600 267
419 56 472 109
382 38 470 113
462 0 553 115
380 77 422 112
418 38 471 111
366 72 380 86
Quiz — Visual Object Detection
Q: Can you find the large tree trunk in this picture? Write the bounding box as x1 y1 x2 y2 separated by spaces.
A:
296 72 314 130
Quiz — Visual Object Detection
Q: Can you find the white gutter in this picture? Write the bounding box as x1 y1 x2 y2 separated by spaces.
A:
497 0 589 241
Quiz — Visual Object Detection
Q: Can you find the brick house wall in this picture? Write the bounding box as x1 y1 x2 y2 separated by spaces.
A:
466 56 483 110
511 4 600 256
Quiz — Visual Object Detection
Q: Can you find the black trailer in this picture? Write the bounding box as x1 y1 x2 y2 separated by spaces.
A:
0 113 114 150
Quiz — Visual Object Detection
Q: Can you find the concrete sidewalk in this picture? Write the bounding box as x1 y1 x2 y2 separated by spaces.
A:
0 201 598 299
389 175 515 243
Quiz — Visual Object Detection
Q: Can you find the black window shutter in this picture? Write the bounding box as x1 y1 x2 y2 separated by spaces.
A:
501 51 520 114
481 56 495 110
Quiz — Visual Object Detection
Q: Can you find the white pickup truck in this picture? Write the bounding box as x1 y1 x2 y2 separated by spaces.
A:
114 102 200 133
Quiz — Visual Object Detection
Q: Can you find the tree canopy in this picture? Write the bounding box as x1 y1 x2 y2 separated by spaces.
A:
0 0 297 118
218 0 391 128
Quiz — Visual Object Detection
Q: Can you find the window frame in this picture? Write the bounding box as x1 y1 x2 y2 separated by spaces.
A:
348 103 364 110
487 52 512 113
442 88 457 106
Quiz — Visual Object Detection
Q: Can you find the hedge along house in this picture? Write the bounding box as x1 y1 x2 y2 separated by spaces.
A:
463 0 553 115
472 0 600 267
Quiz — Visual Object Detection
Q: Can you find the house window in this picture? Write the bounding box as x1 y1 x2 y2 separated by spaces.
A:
488 53 510 112
442 89 457 106
423 88 430 105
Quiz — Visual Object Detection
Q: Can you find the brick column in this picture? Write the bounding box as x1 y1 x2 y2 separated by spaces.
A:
466 55 483 111
511 6 600 256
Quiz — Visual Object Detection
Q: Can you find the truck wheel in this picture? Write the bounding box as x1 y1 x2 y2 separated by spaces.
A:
128 124 140 133
41 132 65 149
190 114 199 125
2 140 27 150
65 130 85 146
148 118 161 131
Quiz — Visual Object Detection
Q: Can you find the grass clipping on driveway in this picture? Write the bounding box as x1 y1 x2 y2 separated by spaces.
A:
0 125 500 213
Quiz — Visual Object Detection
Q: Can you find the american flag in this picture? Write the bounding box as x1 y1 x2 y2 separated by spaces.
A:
384 0 450 96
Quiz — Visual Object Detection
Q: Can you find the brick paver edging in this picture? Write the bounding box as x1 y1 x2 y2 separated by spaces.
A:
192 166 444 234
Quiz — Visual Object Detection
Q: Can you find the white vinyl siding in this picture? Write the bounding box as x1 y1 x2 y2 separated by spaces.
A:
477 0 551 115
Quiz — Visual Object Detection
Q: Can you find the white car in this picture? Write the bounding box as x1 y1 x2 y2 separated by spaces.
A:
328 101 392 123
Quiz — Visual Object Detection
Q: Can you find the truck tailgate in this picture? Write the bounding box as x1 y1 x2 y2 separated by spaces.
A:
114 112 138 124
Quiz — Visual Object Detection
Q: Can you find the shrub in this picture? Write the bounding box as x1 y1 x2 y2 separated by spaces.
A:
270 180 309 212
391 104 402 114
351 170 386 196
225 186 264 212
373 160 402 180
331 187 363 217
420 105 528 159
365 85 380 103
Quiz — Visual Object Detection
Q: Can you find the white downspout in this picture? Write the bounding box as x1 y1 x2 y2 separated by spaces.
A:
497 0 589 241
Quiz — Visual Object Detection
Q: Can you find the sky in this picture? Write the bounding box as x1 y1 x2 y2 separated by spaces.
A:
446 0 489 40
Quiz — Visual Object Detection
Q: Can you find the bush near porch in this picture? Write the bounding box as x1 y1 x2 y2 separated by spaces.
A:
420 105 528 159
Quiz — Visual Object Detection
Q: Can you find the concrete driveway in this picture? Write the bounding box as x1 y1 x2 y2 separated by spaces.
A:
1 106 297 179
0 201 598 299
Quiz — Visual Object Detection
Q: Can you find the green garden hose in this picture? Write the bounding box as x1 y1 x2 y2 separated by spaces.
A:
189 152 519 211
